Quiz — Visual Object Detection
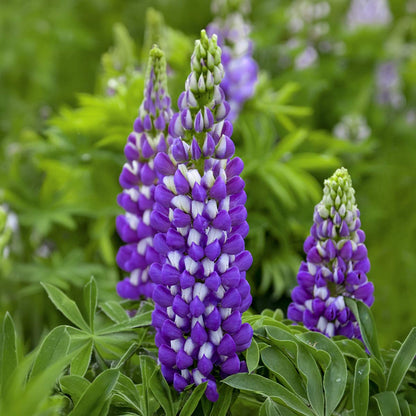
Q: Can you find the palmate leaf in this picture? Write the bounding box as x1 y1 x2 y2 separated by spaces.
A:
30 325 70 379
41 282 90 331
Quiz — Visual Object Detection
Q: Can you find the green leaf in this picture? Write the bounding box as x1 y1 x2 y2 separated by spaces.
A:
345 298 383 364
113 342 140 369
179 382 207 416
60 375 91 405
70 339 93 376
139 355 157 416
369 357 386 391
31 325 70 379
298 332 347 416
334 339 367 360
260 346 306 398
113 373 143 414
246 338 260 373
84 277 98 330
272 129 308 160
95 310 152 335
399 398 411 416
352 358 370 416
2 350 74 415
42 283 90 331
100 301 129 323
223 374 315 416
296 344 324 416
386 327 416 392
0 312 18 395
68 369 119 416
149 367 176 416
373 391 401 416
209 384 234 416
259 398 282 416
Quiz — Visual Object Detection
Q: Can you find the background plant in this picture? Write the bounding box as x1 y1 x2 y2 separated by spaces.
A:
1 0 416 414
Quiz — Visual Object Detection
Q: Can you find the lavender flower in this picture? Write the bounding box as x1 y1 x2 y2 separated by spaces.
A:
288 168 374 339
376 61 404 109
347 0 392 29
150 30 253 402
206 0 258 121
116 46 173 300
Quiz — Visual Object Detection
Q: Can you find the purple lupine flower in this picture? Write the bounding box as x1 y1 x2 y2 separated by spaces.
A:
288 168 374 339
206 1 258 121
150 30 253 402
347 0 392 29
116 46 173 300
376 61 404 109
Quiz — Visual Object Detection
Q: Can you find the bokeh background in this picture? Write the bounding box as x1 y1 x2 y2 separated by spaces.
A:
1 0 416 349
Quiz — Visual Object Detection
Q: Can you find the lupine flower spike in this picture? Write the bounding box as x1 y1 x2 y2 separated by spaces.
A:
206 0 258 121
150 30 253 402
116 46 173 300
288 168 374 340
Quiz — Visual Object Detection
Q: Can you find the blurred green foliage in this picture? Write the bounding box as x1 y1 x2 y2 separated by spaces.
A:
1 0 416 354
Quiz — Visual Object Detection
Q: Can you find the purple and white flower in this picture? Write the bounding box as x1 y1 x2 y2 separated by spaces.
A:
150 30 253 402
116 47 173 300
206 1 258 121
288 168 374 339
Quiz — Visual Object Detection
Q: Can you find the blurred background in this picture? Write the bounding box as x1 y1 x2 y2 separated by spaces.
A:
1 0 415 349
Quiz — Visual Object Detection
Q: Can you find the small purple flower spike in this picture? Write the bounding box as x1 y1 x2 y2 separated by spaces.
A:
151 30 253 402
288 168 374 340
206 1 258 121
347 0 392 29
116 46 173 300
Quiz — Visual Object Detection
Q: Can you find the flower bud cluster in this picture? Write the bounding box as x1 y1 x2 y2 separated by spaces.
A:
288 168 374 339
116 47 173 300
150 31 253 402
206 4 258 121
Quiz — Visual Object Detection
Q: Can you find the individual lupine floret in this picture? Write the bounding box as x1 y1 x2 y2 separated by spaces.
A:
116 46 173 300
150 30 253 402
206 0 258 121
288 168 374 339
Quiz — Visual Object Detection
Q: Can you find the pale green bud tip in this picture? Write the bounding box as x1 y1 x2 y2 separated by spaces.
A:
322 167 356 209
146 45 168 89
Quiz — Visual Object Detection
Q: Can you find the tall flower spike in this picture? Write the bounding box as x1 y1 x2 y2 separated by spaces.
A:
116 46 173 300
206 0 258 121
151 30 253 402
288 168 374 340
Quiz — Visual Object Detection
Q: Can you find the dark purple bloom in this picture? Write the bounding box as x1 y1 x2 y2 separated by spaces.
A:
116 47 173 300
151 30 253 402
288 168 374 340
206 11 258 121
